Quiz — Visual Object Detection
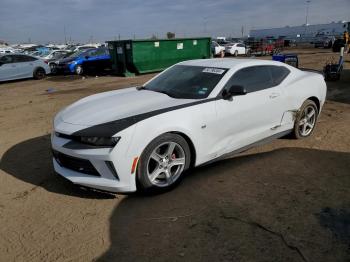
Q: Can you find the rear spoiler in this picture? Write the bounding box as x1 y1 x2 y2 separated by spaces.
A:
299 68 324 76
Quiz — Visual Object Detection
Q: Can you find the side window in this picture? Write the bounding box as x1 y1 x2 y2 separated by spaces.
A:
237 44 245 47
225 66 274 93
88 50 97 57
13 55 27 63
13 55 36 62
0 55 14 64
25 55 37 61
269 66 290 85
94 49 104 56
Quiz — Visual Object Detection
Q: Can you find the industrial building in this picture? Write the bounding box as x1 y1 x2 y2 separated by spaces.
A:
249 21 349 40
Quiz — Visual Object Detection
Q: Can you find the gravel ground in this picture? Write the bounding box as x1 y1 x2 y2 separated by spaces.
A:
0 49 349 262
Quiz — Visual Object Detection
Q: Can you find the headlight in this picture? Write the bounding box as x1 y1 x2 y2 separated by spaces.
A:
79 136 120 146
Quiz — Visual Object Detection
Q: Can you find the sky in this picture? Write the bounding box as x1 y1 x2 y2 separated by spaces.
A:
0 0 349 44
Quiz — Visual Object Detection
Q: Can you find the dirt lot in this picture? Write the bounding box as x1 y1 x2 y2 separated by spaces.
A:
0 49 349 262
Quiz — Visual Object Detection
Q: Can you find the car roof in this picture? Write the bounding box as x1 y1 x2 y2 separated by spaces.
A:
179 58 291 69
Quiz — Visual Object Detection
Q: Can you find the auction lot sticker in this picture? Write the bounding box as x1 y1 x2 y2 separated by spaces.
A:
202 68 225 74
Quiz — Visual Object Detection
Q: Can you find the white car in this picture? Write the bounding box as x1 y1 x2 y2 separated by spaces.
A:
0 48 15 54
211 41 225 56
51 59 326 193
40 50 71 60
225 43 247 56
0 54 50 82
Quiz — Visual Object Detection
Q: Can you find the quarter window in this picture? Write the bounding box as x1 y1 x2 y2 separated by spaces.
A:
13 55 37 62
270 66 290 85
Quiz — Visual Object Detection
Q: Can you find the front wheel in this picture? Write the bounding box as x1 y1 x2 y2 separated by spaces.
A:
137 133 191 191
75 65 84 75
292 100 318 139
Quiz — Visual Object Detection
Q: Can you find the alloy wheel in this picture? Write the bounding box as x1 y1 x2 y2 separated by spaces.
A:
146 141 186 187
298 105 316 136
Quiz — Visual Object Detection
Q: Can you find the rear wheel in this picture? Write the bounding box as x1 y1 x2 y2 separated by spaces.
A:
292 100 318 139
33 67 46 80
137 133 191 191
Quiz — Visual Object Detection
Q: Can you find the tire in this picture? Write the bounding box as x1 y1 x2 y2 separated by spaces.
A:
233 50 238 57
49 63 57 74
137 133 191 192
75 64 84 75
33 67 46 80
292 100 318 139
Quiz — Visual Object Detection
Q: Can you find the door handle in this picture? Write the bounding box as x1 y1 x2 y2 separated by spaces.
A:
269 93 280 99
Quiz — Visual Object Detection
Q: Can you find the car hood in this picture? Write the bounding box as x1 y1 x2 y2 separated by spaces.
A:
59 87 195 126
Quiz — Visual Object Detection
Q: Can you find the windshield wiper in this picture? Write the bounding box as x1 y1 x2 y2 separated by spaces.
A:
154 90 175 98
137 86 175 98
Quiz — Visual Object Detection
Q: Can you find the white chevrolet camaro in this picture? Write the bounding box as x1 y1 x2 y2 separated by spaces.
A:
52 58 327 193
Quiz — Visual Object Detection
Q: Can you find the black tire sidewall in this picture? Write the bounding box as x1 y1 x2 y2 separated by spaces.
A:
75 65 83 75
136 133 191 192
293 100 318 139
33 67 46 80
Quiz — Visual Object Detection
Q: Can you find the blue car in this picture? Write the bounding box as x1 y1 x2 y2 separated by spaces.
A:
55 47 112 75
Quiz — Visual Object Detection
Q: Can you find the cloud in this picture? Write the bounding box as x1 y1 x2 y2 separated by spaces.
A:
0 0 348 43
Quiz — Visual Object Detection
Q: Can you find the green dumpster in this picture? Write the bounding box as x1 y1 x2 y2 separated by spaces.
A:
107 37 211 76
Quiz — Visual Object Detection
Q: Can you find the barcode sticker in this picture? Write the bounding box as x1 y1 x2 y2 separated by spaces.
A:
202 68 225 74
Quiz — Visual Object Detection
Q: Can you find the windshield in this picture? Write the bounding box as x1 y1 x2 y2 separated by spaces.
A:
143 65 227 99
68 49 89 58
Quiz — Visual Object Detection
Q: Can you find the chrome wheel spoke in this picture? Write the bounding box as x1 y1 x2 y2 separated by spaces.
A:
151 151 162 164
299 118 307 126
307 110 315 119
149 168 163 182
166 142 176 157
170 157 185 167
302 123 307 134
164 169 173 184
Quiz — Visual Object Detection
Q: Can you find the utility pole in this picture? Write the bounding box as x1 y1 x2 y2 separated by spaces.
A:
241 26 244 37
64 25 67 44
305 0 311 26
304 0 311 40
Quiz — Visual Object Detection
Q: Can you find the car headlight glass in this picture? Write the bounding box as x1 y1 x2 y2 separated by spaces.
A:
79 136 120 146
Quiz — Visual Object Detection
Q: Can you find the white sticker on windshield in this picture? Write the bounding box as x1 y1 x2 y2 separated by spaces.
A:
202 68 225 74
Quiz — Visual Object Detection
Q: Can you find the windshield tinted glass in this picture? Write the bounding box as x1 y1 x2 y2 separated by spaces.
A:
68 49 90 58
144 65 227 99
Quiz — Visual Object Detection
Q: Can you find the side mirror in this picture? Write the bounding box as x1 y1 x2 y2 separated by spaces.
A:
222 85 247 99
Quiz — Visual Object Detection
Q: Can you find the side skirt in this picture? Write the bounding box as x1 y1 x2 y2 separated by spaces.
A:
198 129 292 167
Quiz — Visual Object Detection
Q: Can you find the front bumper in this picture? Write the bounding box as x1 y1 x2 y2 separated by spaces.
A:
51 132 137 193
55 63 75 73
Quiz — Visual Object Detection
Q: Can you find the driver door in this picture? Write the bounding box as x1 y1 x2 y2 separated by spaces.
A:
201 66 286 159
0 55 18 81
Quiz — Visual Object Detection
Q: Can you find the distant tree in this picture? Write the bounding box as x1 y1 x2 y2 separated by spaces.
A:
166 32 176 39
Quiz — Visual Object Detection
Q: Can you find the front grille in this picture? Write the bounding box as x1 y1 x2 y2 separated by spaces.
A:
52 150 100 176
